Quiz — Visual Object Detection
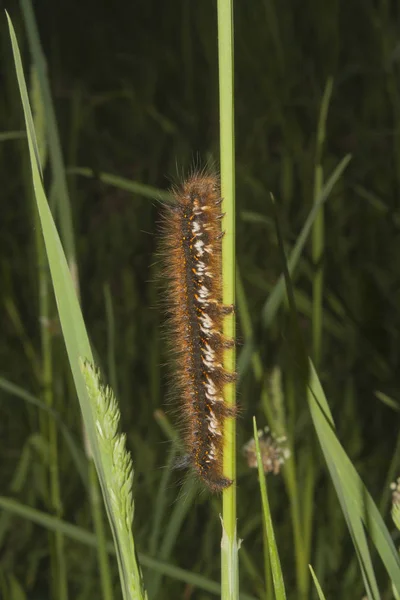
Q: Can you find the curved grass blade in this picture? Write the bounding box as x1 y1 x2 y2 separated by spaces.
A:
262 153 351 329
269 189 400 596
307 362 400 596
7 13 146 600
253 417 287 600
309 565 327 600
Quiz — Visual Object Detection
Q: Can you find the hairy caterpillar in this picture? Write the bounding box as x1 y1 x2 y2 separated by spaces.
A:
160 170 236 492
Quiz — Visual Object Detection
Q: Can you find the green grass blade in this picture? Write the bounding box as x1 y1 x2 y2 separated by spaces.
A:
7 13 146 600
5 21 42 179
7 8 95 452
238 155 351 383
307 361 400 595
309 565 327 600
374 391 400 413
253 417 287 600
270 190 400 596
262 154 351 328
68 167 173 202
333 470 380 599
0 130 25 141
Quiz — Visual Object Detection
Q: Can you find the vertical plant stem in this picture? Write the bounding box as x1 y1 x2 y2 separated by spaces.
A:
217 0 237 598
312 78 333 365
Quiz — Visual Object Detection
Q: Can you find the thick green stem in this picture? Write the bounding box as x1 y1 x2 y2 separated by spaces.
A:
217 0 238 598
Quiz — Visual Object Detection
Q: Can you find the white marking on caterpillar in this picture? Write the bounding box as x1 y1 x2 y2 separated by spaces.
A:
207 409 222 435
194 240 205 255
192 221 201 233
199 313 214 333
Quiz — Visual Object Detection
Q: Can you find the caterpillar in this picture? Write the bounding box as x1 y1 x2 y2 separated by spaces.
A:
160 170 236 493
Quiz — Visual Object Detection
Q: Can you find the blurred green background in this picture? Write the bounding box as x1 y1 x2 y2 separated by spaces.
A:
1 1 400 598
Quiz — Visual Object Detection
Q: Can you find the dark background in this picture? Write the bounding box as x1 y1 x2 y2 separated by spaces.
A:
1 1 400 599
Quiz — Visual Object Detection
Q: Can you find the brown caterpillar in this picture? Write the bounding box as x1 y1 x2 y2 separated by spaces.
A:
160 170 236 492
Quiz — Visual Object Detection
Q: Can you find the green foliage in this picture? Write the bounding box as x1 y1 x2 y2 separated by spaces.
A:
253 416 287 600
1 1 400 599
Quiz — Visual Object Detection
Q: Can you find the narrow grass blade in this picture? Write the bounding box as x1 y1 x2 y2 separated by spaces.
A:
68 167 172 202
262 154 351 328
0 130 25 141
8 9 96 471
333 472 380 600
253 417 287 600
269 188 400 596
238 155 351 381
309 565 327 600
7 14 146 600
374 391 400 412
307 362 400 595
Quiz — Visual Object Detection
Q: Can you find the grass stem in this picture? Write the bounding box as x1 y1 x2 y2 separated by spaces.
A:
217 0 238 597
